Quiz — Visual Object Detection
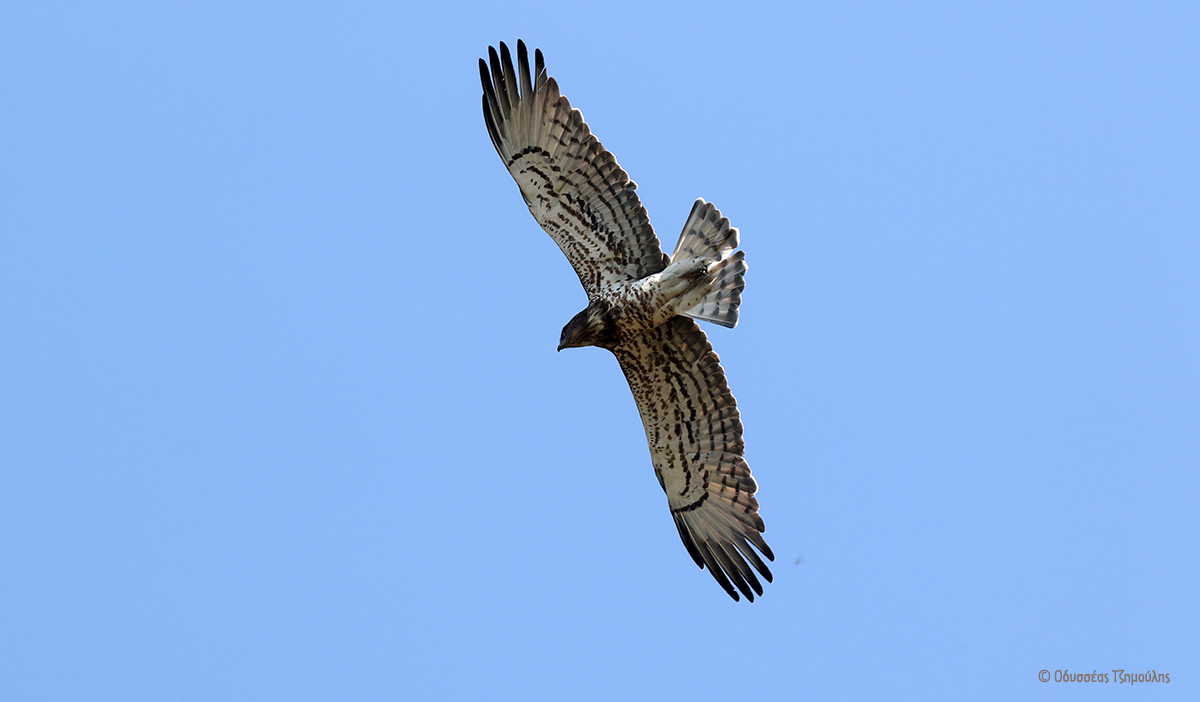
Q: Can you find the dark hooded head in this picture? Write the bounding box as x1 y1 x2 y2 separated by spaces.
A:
557 299 619 351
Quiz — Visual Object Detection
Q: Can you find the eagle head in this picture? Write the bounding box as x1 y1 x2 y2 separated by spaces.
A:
558 300 618 351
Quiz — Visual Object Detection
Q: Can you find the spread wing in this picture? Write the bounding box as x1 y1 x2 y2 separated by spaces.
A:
480 41 666 298
613 316 774 601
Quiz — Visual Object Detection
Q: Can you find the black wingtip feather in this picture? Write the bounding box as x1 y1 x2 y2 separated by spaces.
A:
481 94 501 154
517 40 533 101
499 42 517 106
488 46 511 123
672 513 705 568
479 56 504 153
478 57 492 100
731 538 773 583
725 543 764 596
711 542 756 602
698 542 740 601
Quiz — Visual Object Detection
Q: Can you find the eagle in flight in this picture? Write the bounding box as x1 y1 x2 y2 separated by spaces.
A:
480 41 773 601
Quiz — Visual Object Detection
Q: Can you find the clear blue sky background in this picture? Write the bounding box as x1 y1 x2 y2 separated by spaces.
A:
2 1 1196 700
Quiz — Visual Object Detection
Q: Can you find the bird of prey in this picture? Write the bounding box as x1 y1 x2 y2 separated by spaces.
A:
480 41 773 601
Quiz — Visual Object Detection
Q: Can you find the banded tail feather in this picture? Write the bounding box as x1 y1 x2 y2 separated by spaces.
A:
671 199 746 328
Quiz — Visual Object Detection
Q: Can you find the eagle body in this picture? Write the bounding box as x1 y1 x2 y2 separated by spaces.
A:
481 41 773 601
558 258 718 351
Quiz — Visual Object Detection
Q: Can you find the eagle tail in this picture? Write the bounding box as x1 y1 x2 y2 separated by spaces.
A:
685 252 747 328
671 199 745 329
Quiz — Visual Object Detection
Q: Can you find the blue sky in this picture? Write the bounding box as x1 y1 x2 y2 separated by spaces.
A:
2 1 1196 700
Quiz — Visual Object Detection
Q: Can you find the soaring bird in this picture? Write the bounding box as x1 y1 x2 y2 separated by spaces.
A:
480 41 773 601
